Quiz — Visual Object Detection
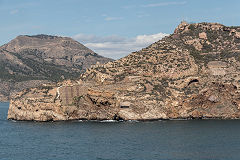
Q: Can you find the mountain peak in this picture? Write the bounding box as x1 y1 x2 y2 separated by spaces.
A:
15 34 73 42
18 34 60 39
3 34 91 55
174 21 226 34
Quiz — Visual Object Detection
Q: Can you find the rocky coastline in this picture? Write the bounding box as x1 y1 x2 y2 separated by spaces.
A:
8 22 240 121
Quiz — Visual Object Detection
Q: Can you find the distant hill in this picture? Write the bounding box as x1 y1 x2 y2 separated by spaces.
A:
0 34 112 101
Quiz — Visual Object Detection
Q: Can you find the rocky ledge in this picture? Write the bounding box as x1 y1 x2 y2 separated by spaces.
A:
8 22 240 121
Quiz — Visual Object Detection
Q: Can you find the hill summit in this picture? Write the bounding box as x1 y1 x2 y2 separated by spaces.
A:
8 22 240 121
0 34 112 101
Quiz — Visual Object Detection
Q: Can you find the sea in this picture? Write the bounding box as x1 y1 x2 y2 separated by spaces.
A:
1 102 240 160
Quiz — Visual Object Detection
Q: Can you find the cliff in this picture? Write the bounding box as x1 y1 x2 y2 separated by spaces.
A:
0 34 112 101
8 22 240 121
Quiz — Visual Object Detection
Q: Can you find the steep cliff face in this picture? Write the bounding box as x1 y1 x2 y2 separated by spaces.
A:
0 34 112 101
8 22 240 121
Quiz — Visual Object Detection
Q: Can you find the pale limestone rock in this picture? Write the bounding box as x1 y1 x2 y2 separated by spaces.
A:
185 39 202 51
235 32 240 38
199 32 207 39
208 95 219 103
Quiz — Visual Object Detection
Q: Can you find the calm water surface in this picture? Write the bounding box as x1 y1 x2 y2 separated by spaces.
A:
1 102 240 160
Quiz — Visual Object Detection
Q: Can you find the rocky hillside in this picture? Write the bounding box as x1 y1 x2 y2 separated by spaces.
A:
8 22 240 121
0 34 112 101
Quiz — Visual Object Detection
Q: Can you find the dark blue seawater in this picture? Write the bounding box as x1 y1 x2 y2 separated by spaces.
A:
1 102 240 160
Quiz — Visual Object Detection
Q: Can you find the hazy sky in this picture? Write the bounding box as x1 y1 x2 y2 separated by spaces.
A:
1 0 240 59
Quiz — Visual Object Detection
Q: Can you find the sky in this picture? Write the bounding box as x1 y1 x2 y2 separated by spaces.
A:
0 0 240 59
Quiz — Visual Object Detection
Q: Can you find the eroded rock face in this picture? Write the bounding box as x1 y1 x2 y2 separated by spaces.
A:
8 22 240 121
